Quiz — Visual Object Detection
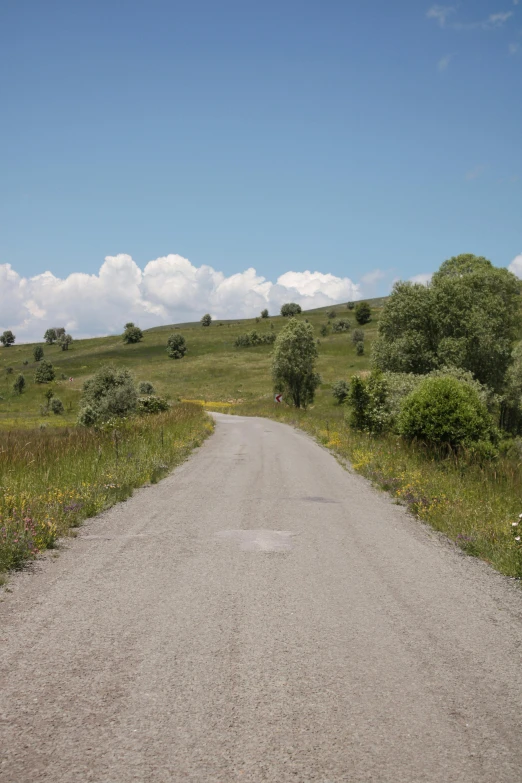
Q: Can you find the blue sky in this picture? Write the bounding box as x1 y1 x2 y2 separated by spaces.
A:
0 0 521 336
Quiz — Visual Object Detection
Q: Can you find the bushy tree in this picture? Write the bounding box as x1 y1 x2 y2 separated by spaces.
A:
373 255 520 392
0 330 15 347
347 301 355 310
44 328 57 344
167 333 187 359
352 329 364 345
138 381 155 394
58 333 73 351
332 380 349 404
272 318 321 408
137 395 169 414
78 366 138 425
54 327 65 339
33 345 44 362
50 397 64 415
327 309 337 319
356 342 364 356
200 313 212 327
355 301 371 325
261 309 269 318
398 376 494 448
332 319 350 333
320 324 329 337
348 372 389 433
280 303 302 317
34 360 55 384
122 323 143 344
13 374 25 394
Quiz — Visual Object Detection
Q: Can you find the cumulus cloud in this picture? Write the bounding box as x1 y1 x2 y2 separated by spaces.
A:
508 253 522 278
409 273 433 286
0 254 364 342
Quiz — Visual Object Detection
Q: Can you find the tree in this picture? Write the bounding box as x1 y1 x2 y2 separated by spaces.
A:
13 374 25 394
58 333 73 351
34 360 55 384
200 313 212 327
54 327 65 338
122 323 143 344
280 303 302 317
50 397 64 415
44 328 57 344
373 254 520 392
355 301 371 325
272 318 321 408
332 319 350 333
167 333 187 359
33 345 44 362
261 308 269 319
347 301 355 310
332 380 349 404
78 365 138 424
138 381 155 394
352 329 364 345
0 330 15 347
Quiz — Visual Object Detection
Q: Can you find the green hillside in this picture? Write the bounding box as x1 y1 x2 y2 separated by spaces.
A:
0 299 385 429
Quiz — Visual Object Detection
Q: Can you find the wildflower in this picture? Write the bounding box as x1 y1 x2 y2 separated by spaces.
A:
512 522 519 527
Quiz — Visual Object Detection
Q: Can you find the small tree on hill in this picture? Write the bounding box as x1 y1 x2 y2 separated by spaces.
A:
44 328 57 344
122 323 143 344
355 301 371 325
167 333 187 359
58 333 73 351
261 308 269 319
34 360 55 384
78 365 138 425
201 313 212 327
272 318 321 408
0 330 15 347
33 345 44 362
280 302 302 317
13 374 25 394
54 327 66 338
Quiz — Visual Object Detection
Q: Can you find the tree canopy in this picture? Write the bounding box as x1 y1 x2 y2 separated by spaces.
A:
272 318 320 408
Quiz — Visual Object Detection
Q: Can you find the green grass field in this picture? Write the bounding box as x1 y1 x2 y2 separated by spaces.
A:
0 301 382 428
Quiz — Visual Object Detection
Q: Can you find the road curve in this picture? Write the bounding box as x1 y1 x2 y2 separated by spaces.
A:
1 413 522 782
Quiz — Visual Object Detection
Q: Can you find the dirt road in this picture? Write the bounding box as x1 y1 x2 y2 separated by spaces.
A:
1 413 522 782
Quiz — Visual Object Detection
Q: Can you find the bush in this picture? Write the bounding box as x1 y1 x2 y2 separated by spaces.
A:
33 345 44 362
261 309 269 318
34 361 55 384
50 397 64 415
77 405 98 427
58 333 73 351
272 318 320 408
0 330 15 347
44 328 57 344
22 360 28 366
235 331 276 348
332 380 349 404
6 367 13 375
167 333 187 359
122 323 143 344
355 302 371 325
200 313 212 327
320 324 329 337
398 376 494 448
13 374 25 394
352 329 364 344
347 301 355 310
138 381 155 394
348 372 389 433
78 366 138 425
332 319 350 333
356 342 364 356
327 310 337 319
137 395 169 414
280 303 302 317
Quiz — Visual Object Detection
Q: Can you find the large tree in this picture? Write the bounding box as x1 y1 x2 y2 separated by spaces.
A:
272 318 321 408
373 254 520 392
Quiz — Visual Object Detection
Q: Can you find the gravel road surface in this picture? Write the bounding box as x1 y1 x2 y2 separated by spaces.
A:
1 413 522 782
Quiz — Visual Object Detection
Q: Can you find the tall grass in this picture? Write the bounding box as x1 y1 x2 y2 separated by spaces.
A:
214 399 522 579
0 403 212 576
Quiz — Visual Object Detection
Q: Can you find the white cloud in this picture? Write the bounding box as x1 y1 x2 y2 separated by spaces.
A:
437 54 452 71
483 11 513 28
427 5 456 27
409 273 433 286
0 254 365 342
360 269 387 286
508 253 522 278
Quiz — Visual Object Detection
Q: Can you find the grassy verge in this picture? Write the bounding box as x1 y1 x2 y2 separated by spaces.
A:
206 398 522 579
0 403 213 579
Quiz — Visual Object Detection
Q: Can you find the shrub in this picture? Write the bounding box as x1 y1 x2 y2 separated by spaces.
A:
13 374 25 394
58 333 73 351
356 342 364 355
5 367 13 375
0 330 15 347
167 333 187 359
398 376 494 448
348 372 389 433
280 303 302 317
332 319 350 333
138 381 155 394
272 318 320 408
347 301 355 310
122 323 143 344
352 329 364 344
22 360 28 366
320 324 329 337
235 331 276 348
50 397 64 415
77 405 98 427
355 301 371 325
34 361 55 384
200 313 212 327
78 365 138 425
137 395 169 414
327 309 337 319
261 309 269 318
33 345 44 362
332 380 349 404
44 328 57 344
